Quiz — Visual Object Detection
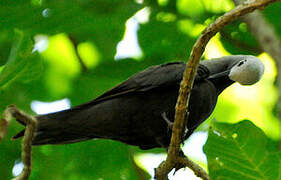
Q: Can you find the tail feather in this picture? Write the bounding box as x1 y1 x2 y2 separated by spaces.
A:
12 108 94 145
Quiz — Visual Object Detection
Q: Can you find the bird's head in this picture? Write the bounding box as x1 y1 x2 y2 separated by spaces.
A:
228 55 264 85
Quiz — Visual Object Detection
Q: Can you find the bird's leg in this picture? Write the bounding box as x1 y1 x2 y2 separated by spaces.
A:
161 112 173 131
161 111 190 144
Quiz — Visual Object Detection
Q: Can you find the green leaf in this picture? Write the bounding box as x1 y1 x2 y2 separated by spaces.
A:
0 30 13 66
0 0 143 60
69 58 165 106
0 30 42 88
203 120 281 180
138 11 195 60
29 141 141 180
220 21 260 55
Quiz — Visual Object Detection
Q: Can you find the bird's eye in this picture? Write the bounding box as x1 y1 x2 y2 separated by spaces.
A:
237 60 245 67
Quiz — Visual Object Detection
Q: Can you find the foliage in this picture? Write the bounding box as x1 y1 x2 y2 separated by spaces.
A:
204 120 281 180
0 0 280 179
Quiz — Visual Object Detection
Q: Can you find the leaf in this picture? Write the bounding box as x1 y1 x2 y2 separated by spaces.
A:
138 10 195 61
0 30 13 66
0 0 143 60
220 21 260 55
0 30 42 88
69 58 164 106
28 140 141 180
203 120 281 180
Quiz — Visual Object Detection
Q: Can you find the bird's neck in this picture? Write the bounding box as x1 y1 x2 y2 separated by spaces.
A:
209 76 235 95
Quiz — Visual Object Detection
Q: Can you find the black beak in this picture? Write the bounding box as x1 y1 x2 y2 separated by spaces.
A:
208 70 230 79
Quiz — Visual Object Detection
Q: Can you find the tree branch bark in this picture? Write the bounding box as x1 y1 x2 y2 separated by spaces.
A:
155 0 280 179
0 105 38 180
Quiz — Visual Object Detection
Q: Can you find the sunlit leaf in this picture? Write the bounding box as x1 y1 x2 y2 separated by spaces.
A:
204 120 281 180
138 10 195 61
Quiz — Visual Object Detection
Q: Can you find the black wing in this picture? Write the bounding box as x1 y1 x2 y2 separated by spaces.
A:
76 62 209 108
13 62 210 141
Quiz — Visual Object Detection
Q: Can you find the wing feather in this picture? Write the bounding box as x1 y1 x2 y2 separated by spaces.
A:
76 62 209 108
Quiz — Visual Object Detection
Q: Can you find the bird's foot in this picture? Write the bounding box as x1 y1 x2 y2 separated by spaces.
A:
161 112 173 131
161 112 189 144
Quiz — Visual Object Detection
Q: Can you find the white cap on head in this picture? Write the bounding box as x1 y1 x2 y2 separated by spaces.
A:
229 55 264 85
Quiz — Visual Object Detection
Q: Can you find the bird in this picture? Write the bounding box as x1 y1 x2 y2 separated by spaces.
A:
13 55 264 150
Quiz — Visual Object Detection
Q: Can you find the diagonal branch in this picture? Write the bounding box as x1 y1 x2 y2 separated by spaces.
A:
155 0 280 179
0 105 37 180
177 156 209 178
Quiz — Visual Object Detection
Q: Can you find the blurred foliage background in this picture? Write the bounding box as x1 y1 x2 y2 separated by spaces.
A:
0 0 281 179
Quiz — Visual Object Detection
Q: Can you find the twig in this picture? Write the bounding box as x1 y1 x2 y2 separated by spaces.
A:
233 0 281 149
0 105 37 180
155 0 280 179
68 35 88 72
177 157 209 180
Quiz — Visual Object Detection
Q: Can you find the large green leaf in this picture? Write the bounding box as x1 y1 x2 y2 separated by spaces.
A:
26 140 142 180
0 30 42 88
203 120 281 180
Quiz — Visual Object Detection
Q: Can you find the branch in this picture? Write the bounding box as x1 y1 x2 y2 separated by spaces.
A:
68 35 88 73
0 105 38 180
177 156 209 179
155 0 280 179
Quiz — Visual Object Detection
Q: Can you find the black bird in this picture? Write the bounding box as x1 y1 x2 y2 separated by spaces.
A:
14 55 264 150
